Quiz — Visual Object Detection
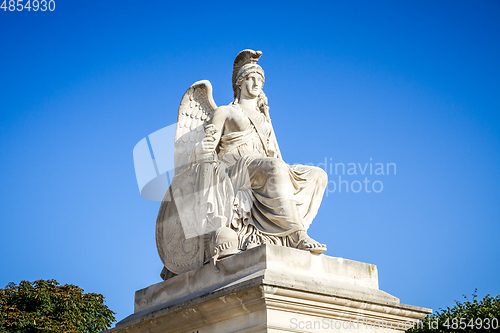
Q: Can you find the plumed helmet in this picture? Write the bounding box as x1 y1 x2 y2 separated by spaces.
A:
210 226 239 259
232 49 265 99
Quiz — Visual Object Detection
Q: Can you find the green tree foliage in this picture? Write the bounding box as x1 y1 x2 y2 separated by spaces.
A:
0 279 116 333
408 290 500 333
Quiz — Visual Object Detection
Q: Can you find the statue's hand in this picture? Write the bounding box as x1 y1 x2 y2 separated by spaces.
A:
205 124 218 137
195 135 217 155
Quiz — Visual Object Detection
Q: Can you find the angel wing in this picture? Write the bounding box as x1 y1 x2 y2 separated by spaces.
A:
174 80 218 176
156 80 219 277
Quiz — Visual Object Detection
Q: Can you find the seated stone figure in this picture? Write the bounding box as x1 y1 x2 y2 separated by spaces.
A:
156 50 328 279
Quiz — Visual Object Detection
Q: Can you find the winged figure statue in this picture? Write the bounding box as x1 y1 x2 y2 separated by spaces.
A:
156 50 328 279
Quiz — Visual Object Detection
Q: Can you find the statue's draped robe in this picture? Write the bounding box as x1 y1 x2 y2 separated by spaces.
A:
214 105 327 247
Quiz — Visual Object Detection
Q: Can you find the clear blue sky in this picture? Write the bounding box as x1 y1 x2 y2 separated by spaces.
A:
1 0 499 325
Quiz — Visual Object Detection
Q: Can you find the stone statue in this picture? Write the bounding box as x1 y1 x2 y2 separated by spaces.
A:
156 50 328 279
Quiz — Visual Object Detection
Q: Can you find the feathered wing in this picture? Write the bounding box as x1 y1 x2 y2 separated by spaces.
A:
156 80 218 277
174 80 217 175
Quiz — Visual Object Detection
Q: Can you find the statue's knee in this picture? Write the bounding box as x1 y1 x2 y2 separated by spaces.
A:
312 167 328 189
266 158 288 175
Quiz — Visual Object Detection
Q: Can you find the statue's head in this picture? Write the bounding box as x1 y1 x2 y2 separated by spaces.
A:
232 50 265 100
238 72 264 100
235 64 265 91
232 50 269 116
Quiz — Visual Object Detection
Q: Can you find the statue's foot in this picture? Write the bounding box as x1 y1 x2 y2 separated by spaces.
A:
297 232 327 254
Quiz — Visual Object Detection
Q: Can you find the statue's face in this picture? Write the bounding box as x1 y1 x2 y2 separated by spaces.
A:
240 73 263 99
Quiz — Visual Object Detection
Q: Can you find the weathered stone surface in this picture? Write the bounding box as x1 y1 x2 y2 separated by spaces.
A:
106 245 431 333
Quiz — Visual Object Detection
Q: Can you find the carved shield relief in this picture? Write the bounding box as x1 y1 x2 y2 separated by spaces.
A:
155 194 204 275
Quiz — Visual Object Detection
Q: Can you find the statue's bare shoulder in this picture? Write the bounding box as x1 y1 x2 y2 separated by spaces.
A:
212 104 250 135
213 105 233 118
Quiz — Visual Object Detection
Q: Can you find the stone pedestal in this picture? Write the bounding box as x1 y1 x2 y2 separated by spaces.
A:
107 244 430 333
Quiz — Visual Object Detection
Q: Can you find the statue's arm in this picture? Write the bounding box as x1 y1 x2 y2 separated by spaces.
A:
195 106 228 155
209 106 228 147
